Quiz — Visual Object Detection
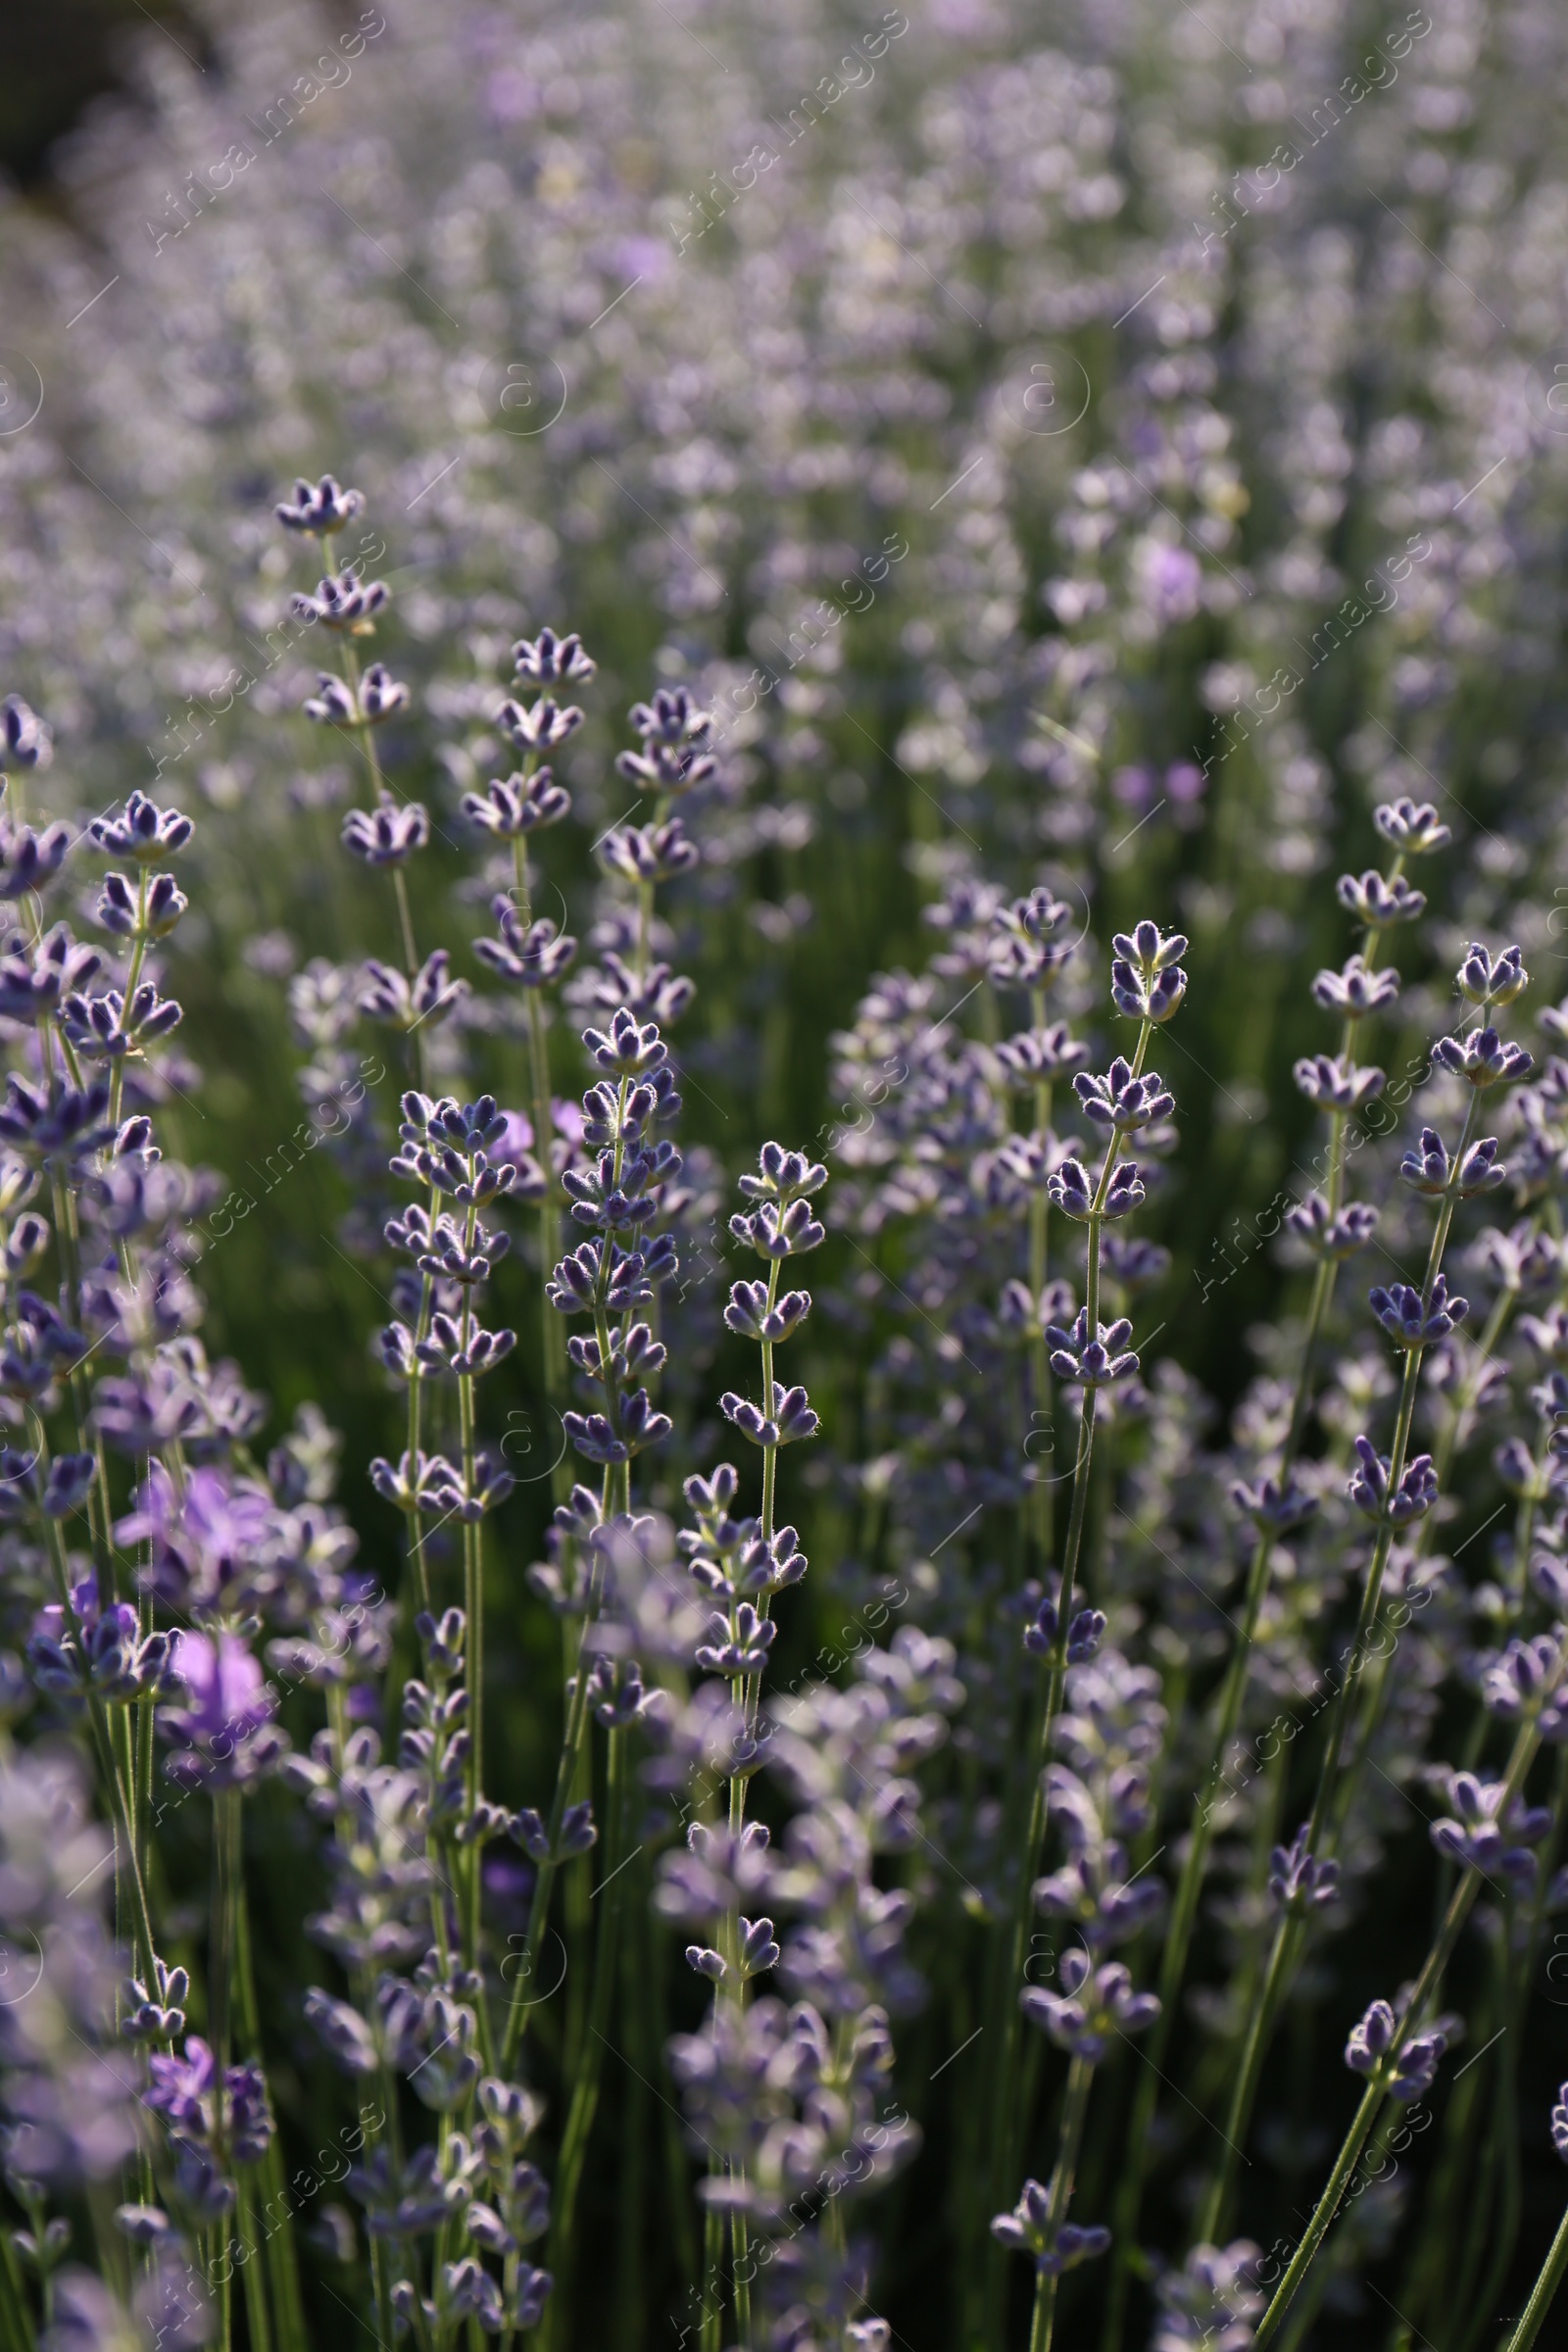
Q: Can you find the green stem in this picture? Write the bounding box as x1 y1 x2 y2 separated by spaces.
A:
501 1544 608 2071
1029 2053 1097 2352
1028 2268 1053 2352
234 1820 309 2352
212 1788 240 2167
1253 1711 1545 2344
982 1022 1151 2335
1501 2200 1568 2352
701 2202 724 2352
1100 1226 1343 2350
404 1187 441 1613
1252 2079 1383 2351
340 635 424 1091
0 2231 32 2352
1446 1747 1568 2350
236 2176 274 2352
545 1728 628 2339
38 1460 159 1977
107 871 150 1135
615 1855 652 2351
1200 1087 1484 2237
1025 990 1054 1571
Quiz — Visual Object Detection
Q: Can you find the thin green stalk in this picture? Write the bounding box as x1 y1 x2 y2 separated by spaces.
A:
706 1241 801 2347
36 1477 157 1977
734 1257 783 1825
1447 1747 1568 2350
508 1087 630 2072
339 636 424 1090
544 1727 628 2342
615 1853 652 2352
1252 2079 1384 2352
391 864 419 976
235 2177 274 2352
701 2203 725 2352
1252 1710 1545 2345
212 1788 240 2163
0 2230 31 2352
210 1791 238 2352
1501 2200 1568 2352
1025 985 1054 1571
1103 1242 1337 2350
1028 2053 1096 2352
981 1020 1152 2334
234 1840 309 2352
1199 1086 1483 2237
1336 1266 1531 1838
1027 2269 1053 2352
107 869 150 1134
507 805 569 1496
501 1541 607 2071
1453 2042 1520 2352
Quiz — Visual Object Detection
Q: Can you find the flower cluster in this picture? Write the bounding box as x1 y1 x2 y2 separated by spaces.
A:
9 7 1568 2337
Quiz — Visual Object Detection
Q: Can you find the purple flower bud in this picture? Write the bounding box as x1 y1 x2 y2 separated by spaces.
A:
292 572 390 631
275 474 366 535
1457 941 1527 1008
1312 955 1401 1016
1348 1436 1439 1526
1374 797 1450 854
1294 1054 1384 1111
1286 1193 1379 1256
1231 1476 1317 1533
341 796 429 866
1046 1308 1139 1388
464 770 571 838
513 626 596 684
1074 1058 1175 1134
1337 869 1426 927
1368 1274 1468 1348
1430 1025 1533 1089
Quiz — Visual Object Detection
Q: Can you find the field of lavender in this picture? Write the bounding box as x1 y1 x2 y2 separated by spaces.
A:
3 0 1568 2346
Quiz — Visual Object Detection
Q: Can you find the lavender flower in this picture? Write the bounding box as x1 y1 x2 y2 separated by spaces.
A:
991 2178 1110 2275
1020 1952 1159 2059
1344 2000 1446 2104
1267 1825 1340 1911
275 474 365 535
159 1632 283 1788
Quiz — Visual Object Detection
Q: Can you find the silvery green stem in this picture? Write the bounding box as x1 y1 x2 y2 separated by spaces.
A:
1252 1710 1545 2344
1252 2078 1384 2352
543 1725 627 2348
457 1194 491 2020
339 635 424 1090
982 1018 1152 2326
511 831 569 1494
235 2177 273 2352
1031 2053 1096 2352
501 1533 607 2072
1500 2201 1568 2352
1200 1084 1484 2236
36 1461 157 1978
1026 980 1054 1569
233 1868 309 2352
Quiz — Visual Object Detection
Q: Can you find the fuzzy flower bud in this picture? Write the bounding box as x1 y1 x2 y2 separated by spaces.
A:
275 474 365 535
1109 923 1188 1024
1430 1026 1533 1089
1368 1273 1467 1348
1456 941 1527 1008
1337 869 1425 927
1348 1436 1438 1525
1373 798 1450 854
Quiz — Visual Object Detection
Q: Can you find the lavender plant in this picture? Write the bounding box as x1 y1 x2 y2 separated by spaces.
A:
5 0 1568 2343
